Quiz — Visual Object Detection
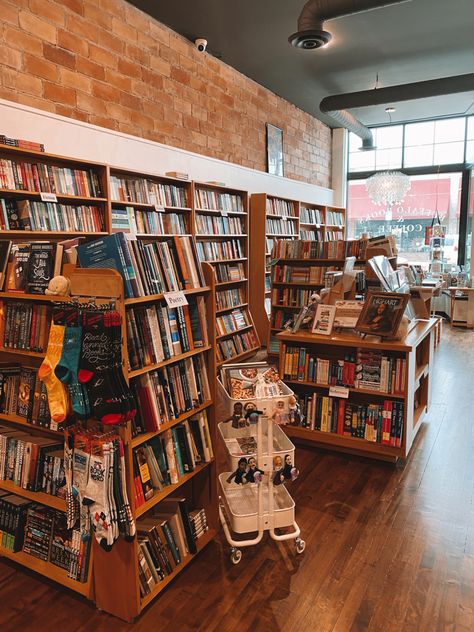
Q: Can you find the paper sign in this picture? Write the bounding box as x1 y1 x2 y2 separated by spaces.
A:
329 386 349 399
164 291 188 308
40 192 57 203
154 204 165 213
221 210 228 217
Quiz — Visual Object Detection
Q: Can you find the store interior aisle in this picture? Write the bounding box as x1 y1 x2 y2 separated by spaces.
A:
0 328 473 632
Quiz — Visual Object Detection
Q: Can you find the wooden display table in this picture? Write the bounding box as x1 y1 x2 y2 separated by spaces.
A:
447 286 474 328
277 319 437 463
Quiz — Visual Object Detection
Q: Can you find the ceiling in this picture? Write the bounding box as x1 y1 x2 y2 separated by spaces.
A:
130 0 474 128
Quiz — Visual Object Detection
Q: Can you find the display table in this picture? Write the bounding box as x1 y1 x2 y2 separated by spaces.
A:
277 319 437 462
447 286 474 328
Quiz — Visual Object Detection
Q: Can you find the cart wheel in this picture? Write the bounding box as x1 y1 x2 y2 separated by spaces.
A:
230 548 242 565
295 538 306 554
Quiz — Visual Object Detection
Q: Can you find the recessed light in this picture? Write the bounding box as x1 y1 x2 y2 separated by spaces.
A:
385 106 396 113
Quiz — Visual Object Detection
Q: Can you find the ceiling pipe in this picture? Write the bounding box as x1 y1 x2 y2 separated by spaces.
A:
320 73 474 150
289 0 412 49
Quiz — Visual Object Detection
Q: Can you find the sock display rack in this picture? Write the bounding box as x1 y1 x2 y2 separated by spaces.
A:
192 181 260 367
276 319 437 462
249 194 347 349
0 145 219 621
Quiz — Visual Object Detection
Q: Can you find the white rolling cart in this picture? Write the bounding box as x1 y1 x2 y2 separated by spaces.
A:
218 415 305 564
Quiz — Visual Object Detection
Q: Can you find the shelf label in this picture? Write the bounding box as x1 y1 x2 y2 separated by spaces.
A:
221 210 228 217
164 291 188 308
329 386 349 399
154 204 165 213
40 192 57 203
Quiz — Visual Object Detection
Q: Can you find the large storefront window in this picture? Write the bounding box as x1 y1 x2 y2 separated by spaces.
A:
347 173 462 266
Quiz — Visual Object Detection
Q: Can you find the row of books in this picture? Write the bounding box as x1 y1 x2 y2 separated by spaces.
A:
1 302 51 351
300 228 324 240
137 501 208 596
133 415 213 506
216 329 259 363
282 347 406 394
266 237 274 254
126 296 208 370
194 189 243 212
271 309 295 330
214 263 245 283
0 199 104 233
266 197 297 217
326 230 344 241
131 357 211 435
215 288 246 311
196 239 244 262
111 206 188 236
0 159 102 197
21 501 90 582
0 365 52 428
272 240 347 260
271 288 318 307
272 264 336 284
109 175 188 207
326 210 345 225
296 395 404 446
300 207 323 224
195 214 244 235
266 218 298 236
216 308 250 337
76 234 204 299
0 424 62 494
0 135 44 152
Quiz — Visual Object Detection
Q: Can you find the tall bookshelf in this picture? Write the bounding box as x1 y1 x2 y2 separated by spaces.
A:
192 182 260 367
277 319 437 462
299 202 346 242
249 193 300 345
0 146 218 621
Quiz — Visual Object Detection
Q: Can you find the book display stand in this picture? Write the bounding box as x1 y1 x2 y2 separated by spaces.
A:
249 194 347 351
192 182 260 366
277 319 437 462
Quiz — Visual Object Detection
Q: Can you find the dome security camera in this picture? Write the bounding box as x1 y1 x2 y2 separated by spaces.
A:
195 38 208 52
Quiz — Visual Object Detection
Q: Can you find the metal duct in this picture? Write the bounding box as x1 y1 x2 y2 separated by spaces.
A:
320 73 474 150
289 0 411 49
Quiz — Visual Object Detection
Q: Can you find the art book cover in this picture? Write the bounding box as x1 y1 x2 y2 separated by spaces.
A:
356 292 409 337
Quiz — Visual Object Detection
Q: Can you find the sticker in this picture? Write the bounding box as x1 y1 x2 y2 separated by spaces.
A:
164 291 189 308
40 192 57 203
329 386 349 399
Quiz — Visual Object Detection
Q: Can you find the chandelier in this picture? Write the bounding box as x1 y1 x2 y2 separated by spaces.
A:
366 171 411 208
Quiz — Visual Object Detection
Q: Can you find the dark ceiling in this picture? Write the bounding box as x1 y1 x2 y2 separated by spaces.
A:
130 0 474 128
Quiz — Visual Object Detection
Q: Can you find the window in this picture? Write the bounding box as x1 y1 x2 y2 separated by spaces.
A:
404 118 465 167
466 116 474 164
348 126 402 173
347 173 463 266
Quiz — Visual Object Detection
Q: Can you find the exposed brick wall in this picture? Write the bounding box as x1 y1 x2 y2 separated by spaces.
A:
0 0 332 187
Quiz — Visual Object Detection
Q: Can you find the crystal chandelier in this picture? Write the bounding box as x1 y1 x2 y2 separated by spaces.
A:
366 171 411 208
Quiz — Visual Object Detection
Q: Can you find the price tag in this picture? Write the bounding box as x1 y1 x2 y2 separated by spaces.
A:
40 192 57 203
329 386 349 399
164 291 188 308
221 210 228 217
154 204 165 213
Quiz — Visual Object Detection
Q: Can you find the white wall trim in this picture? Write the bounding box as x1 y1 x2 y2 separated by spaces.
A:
0 98 334 205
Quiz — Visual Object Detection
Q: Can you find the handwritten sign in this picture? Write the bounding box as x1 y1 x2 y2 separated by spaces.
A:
40 192 57 203
164 291 188 308
329 386 349 399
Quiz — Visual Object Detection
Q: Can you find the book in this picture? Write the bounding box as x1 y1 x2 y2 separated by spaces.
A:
5 243 30 292
26 242 54 294
0 240 12 291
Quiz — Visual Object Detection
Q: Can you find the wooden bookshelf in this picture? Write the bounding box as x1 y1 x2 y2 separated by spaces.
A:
277 319 437 462
249 193 300 346
192 182 260 365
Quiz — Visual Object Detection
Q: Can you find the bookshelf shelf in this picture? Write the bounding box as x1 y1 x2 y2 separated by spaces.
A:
135 460 214 519
127 345 212 379
215 279 248 287
283 379 406 400
0 480 66 512
0 346 45 358
204 257 248 264
277 319 437 462
123 287 210 305
272 281 325 287
0 291 75 302
216 346 260 367
135 232 192 238
0 189 107 204
195 233 246 239
0 412 61 435
216 302 248 314
0 545 92 598
139 527 216 608
111 200 191 212
131 400 213 449
195 208 247 216
0 230 108 239
216 324 253 340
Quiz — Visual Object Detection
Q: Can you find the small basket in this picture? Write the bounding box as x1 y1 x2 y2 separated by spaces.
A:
217 378 295 421
219 473 295 534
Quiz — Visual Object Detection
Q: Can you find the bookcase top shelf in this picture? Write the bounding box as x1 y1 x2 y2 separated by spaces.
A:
0 189 107 204
277 318 437 352
0 144 107 169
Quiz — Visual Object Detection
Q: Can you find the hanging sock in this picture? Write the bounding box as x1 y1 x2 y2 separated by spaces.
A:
38 323 69 424
55 325 90 418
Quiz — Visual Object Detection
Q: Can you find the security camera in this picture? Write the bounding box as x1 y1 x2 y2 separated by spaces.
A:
195 38 208 52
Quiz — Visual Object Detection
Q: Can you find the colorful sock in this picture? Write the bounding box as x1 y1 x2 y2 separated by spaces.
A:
78 312 110 384
38 323 69 423
118 439 135 539
109 311 136 421
88 370 124 425
55 325 90 418
83 441 113 550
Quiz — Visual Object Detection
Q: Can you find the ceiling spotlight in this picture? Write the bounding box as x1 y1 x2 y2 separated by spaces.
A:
385 106 396 113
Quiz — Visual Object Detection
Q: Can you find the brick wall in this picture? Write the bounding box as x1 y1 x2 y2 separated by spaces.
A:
0 0 331 187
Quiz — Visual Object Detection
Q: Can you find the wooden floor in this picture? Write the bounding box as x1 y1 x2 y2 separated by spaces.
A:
1 326 474 631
